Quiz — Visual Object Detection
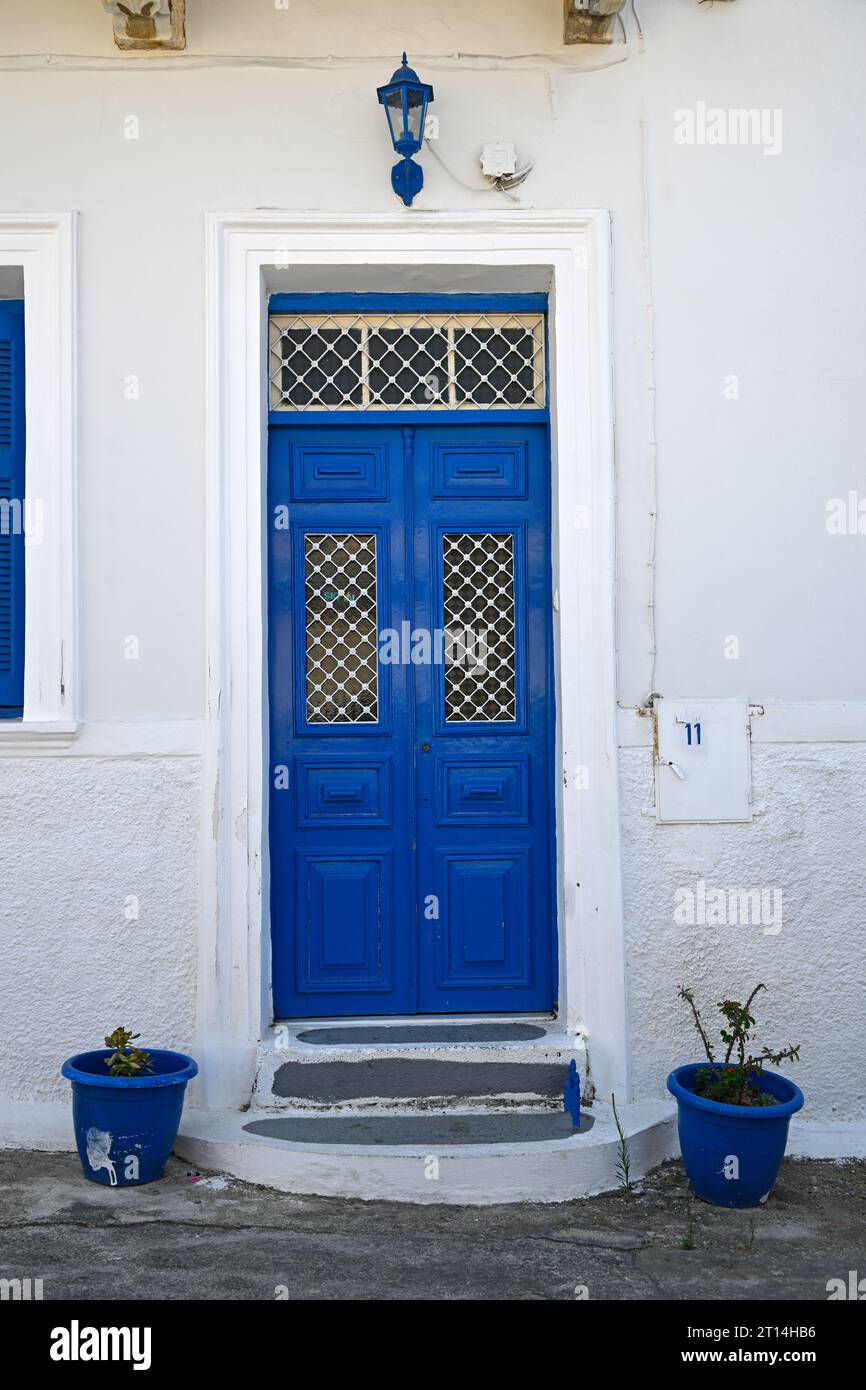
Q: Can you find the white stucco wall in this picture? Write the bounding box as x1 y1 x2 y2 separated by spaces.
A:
621 744 866 1122
0 0 863 1133
0 756 199 1102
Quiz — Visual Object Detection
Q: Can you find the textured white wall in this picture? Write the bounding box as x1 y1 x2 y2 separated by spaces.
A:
0 1 863 1126
621 744 866 1121
0 758 199 1103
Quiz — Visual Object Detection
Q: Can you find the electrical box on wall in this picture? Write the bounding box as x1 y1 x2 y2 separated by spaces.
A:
481 143 517 178
655 697 752 824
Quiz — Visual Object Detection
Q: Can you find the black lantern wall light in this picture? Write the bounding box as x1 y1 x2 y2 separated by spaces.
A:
377 54 434 207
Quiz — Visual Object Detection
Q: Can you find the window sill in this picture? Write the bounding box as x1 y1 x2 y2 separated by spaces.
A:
0 720 80 751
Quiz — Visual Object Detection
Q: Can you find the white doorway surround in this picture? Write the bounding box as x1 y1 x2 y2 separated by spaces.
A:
199 211 628 1129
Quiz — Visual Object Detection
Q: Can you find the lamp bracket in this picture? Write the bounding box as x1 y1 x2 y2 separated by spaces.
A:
101 0 186 52
564 0 626 45
391 158 424 208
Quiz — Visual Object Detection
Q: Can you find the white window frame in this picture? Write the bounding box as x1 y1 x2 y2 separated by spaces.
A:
0 214 78 746
202 211 626 1112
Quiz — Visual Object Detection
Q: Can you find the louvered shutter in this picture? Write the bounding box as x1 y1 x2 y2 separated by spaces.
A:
0 301 25 716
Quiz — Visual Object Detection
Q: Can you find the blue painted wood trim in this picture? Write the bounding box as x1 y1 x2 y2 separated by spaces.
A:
0 299 25 719
269 409 549 428
268 292 548 314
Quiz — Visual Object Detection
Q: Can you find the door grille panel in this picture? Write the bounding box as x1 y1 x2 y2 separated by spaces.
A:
304 532 379 724
270 312 545 411
442 532 516 723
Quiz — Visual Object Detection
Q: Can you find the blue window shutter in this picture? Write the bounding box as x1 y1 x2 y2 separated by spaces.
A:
0 300 25 717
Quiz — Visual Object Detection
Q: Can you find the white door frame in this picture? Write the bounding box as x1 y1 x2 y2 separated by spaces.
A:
201 211 627 1111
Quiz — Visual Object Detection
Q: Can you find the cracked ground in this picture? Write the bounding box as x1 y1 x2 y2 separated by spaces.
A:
0 1151 864 1300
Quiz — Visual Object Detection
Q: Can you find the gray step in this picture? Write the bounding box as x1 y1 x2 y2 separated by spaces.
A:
269 1057 569 1106
244 1110 595 1146
254 1019 587 1113
296 1022 548 1045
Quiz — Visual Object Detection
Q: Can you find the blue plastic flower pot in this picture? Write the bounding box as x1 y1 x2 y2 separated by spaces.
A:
61 1049 198 1187
667 1063 804 1208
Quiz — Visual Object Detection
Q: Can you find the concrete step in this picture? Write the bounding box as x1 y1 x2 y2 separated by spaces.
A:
176 1100 676 1204
254 1018 587 1112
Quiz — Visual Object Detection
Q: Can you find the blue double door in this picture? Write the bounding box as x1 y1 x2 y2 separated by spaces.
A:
269 421 556 1016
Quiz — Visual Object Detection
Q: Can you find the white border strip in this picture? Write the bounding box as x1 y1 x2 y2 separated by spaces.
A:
201 212 626 1112
618 702 866 748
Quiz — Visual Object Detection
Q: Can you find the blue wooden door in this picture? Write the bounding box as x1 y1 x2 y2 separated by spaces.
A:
269 421 555 1016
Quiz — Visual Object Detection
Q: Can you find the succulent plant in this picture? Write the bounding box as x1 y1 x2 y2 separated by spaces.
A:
103 1027 154 1078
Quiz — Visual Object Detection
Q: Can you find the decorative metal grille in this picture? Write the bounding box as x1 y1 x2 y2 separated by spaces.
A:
270 311 545 411
304 533 379 724
442 533 516 723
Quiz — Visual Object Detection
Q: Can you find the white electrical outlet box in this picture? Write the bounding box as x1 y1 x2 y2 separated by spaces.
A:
655 697 752 824
424 114 439 141
481 143 517 178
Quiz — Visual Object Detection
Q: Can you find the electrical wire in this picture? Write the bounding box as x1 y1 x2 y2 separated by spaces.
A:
424 140 520 202
0 50 638 74
638 117 659 701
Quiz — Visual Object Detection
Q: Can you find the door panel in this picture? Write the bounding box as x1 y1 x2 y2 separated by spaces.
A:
437 759 529 825
297 852 393 991
295 757 392 827
269 427 413 1017
436 849 531 986
269 421 554 1017
430 439 528 499
291 443 389 501
412 426 553 1013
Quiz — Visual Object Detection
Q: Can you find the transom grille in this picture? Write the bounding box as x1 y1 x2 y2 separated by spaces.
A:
442 533 516 723
304 532 379 724
270 311 545 411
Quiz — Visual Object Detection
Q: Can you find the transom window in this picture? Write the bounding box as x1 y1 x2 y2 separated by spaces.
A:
269 310 545 411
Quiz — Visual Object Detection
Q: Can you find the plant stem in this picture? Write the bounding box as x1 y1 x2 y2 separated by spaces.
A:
678 986 715 1063
723 983 765 1066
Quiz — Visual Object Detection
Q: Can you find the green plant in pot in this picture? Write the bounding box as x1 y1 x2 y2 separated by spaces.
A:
667 984 804 1208
103 1027 154 1078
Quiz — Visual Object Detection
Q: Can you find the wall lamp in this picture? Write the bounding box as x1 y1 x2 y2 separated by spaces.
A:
377 54 435 207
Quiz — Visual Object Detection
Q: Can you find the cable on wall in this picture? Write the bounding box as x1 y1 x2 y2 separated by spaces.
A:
424 140 521 203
